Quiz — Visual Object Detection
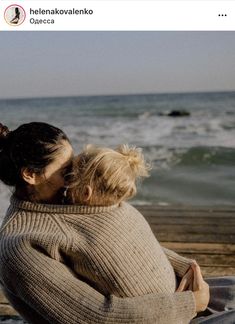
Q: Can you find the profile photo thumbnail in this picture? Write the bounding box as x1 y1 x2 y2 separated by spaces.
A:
4 4 26 26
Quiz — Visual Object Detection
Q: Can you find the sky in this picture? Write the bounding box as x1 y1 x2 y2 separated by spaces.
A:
0 32 235 99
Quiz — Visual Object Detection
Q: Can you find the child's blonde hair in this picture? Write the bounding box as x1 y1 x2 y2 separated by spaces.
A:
67 144 151 206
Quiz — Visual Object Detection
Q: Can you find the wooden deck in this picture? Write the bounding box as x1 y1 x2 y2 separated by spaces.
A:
138 205 235 277
0 205 234 317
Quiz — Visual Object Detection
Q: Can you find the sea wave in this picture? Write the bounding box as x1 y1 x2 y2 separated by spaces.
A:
140 146 235 171
175 146 235 167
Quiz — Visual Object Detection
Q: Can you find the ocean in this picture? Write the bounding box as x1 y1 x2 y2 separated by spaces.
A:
0 91 235 217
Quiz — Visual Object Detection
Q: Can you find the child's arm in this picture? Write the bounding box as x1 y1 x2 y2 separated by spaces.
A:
162 246 195 277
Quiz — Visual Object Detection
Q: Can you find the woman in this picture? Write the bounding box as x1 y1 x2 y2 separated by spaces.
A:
0 122 231 323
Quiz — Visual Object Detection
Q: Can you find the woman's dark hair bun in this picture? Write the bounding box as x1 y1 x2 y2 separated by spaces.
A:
0 123 10 150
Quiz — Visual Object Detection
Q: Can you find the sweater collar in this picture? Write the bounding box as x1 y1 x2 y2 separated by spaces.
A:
10 195 119 214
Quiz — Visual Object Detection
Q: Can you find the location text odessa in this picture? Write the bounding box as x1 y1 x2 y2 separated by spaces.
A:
30 18 55 24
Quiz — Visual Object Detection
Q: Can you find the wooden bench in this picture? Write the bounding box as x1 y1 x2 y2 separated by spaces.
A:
0 205 234 317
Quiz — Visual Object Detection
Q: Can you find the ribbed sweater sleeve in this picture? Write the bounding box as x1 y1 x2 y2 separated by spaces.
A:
3 243 196 324
0 198 197 324
162 247 194 277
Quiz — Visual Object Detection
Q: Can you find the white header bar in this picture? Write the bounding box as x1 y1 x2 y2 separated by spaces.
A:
1 1 234 31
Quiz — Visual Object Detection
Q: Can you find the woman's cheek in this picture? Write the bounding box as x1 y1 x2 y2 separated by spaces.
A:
53 173 65 188
46 171 65 189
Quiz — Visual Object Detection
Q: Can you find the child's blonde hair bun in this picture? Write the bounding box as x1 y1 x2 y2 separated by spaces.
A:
116 144 151 178
67 144 151 205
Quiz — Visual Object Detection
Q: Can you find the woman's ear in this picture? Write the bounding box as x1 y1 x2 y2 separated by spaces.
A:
83 185 93 201
21 168 42 185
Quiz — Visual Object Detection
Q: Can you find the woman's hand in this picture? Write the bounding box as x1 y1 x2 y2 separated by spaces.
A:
191 262 210 312
176 261 210 313
176 267 194 292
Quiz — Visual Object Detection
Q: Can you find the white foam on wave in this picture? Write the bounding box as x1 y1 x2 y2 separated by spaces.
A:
131 199 152 206
157 202 171 206
65 115 177 149
143 146 185 170
64 111 235 151
165 115 235 148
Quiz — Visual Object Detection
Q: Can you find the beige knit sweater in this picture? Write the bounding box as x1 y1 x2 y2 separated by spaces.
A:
0 196 196 324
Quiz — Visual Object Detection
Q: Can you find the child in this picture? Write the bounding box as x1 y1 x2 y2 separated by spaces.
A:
66 144 150 207
65 144 193 298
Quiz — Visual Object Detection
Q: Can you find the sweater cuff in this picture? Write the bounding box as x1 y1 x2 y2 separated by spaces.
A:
113 289 197 323
163 247 194 277
173 291 197 321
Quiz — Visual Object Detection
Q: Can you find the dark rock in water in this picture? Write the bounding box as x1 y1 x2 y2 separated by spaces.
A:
167 110 190 117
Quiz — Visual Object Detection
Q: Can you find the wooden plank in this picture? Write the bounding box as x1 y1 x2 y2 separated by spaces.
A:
150 224 235 235
155 232 235 243
136 205 235 212
201 266 235 277
0 292 9 304
161 242 235 254
137 207 235 217
0 303 18 316
178 253 235 266
0 290 19 316
140 211 235 218
145 216 235 225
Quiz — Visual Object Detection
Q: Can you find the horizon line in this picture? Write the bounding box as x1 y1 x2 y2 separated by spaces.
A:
1 89 235 101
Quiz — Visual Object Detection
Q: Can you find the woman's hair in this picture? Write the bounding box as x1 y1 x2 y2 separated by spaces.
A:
0 122 69 189
67 144 151 206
